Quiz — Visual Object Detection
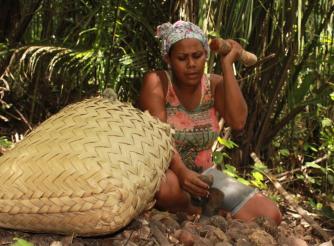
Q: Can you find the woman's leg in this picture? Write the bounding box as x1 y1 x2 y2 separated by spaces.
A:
232 193 282 225
155 169 201 214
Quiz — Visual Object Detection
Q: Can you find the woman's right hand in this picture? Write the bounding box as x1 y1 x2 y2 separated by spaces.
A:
177 167 210 198
220 39 243 66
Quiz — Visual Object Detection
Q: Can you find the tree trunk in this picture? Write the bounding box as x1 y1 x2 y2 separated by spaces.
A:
9 0 43 44
0 0 21 43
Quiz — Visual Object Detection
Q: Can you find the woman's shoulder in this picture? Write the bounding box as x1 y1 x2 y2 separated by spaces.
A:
143 69 164 80
138 70 168 121
139 70 167 106
142 70 168 92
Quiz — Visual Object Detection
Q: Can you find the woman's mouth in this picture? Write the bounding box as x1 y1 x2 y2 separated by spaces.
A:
186 73 199 78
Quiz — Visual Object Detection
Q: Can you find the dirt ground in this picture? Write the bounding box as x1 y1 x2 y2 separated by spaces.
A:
0 203 332 246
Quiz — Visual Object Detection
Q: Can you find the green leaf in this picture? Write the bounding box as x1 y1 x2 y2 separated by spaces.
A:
118 6 126 11
250 180 267 190
0 136 12 148
305 174 316 184
303 143 318 152
237 177 250 186
217 137 238 149
252 171 264 181
207 31 221 38
325 167 334 173
330 92 334 101
223 169 237 178
11 238 34 246
279 148 290 157
305 161 322 169
224 164 237 173
223 164 238 177
253 161 268 172
212 152 224 165
321 118 333 127
296 174 305 180
316 202 323 210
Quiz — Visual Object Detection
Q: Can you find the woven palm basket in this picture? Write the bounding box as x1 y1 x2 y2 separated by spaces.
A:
0 97 173 236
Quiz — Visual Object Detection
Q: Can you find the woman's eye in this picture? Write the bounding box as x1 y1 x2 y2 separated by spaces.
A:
193 52 203 59
177 56 186 61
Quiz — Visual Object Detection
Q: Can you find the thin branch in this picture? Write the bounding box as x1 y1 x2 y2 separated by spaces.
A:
251 152 331 241
14 107 33 131
275 154 329 180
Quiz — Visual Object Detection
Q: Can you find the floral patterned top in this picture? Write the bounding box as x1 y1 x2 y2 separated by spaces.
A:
165 71 220 173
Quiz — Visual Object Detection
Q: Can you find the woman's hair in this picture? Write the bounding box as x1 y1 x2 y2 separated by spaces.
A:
156 20 209 57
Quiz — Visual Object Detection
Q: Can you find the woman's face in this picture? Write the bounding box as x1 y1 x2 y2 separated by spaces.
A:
167 38 207 86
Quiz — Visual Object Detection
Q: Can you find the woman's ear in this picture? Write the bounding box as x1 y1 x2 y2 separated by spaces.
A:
163 55 171 69
163 55 170 65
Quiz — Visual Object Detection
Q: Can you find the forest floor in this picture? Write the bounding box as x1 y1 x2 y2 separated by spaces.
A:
0 193 333 246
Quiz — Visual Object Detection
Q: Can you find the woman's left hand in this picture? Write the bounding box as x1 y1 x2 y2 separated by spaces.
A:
177 167 210 198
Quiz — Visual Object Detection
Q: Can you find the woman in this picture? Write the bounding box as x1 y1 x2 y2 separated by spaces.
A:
138 21 282 225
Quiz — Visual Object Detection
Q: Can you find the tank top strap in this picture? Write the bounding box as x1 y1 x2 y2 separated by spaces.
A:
164 70 174 90
164 70 180 106
200 73 214 105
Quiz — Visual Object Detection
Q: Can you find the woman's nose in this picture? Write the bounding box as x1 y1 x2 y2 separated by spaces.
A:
187 57 195 67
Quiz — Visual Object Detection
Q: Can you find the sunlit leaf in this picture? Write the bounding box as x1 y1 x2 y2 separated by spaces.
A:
305 161 322 169
252 171 264 181
217 137 238 149
0 136 12 148
330 92 334 101
223 169 237 178
223 164 238 177
11 238 34 246
118 6 126 11
316 202 323 210
237 177 250 186
322 118 333 127
250 180 267 190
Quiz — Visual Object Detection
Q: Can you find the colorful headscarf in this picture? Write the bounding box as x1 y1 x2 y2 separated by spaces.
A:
156 20 209 56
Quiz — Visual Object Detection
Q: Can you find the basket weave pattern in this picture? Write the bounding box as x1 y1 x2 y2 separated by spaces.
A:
0 98 173 235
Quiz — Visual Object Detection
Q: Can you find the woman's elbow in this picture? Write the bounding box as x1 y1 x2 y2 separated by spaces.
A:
231 120 245 131
231 110 248 130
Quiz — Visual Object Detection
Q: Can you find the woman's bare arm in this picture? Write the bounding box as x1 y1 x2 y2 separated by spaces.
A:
212 40 248 130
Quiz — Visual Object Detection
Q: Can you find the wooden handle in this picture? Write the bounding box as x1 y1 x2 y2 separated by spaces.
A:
209 38 257 67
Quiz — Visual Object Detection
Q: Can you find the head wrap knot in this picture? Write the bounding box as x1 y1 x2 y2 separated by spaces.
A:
156 20 209 56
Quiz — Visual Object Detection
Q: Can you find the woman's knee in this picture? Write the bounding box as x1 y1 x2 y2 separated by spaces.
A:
234 193 282 225
252 193 282 225
155 170 185 207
